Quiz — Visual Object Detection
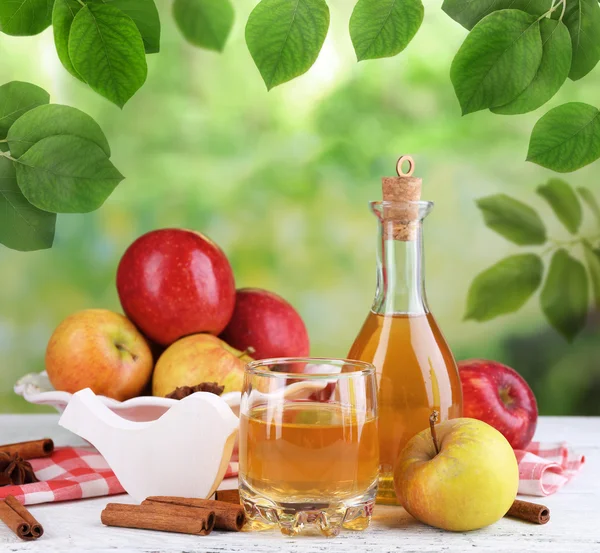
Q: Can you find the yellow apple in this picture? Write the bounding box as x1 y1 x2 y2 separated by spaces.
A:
46 309 153 401
152 334 253 397
394 417 519 532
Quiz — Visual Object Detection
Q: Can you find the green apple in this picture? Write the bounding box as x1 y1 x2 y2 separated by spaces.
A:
152 334 253 397
394 417 519 531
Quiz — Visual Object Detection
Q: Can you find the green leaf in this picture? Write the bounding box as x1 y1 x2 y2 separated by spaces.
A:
577 186 600 224
0 0 52 36
15 135 124 213
527 102 600 173
492 19 571 115
69 3 148 107
102 0 161 54
349 0 424 62
52 0 85 80
0 156 56 251
246 0 330 90
172 0 233 52
476 194 547 245
465 253 543 321
540 249 588 341
536 178 582 234
583 241 600 309
54 0 160 66
0 82 50 141
442 0 548 30
450 10 543 115
7 104 110 159
560 0 600 81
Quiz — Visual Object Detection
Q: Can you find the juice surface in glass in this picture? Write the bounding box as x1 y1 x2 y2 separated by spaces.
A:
239 401 379 503
348 310 462 504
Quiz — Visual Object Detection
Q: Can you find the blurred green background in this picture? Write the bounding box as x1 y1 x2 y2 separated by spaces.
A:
1 0 599 415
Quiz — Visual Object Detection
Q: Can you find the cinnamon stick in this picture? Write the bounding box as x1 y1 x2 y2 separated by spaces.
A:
145 496 245 531
5 496 43 538
215 489 240 505
0 495 43 540
101 503 215 535
0 439 54 460
506 499 550 525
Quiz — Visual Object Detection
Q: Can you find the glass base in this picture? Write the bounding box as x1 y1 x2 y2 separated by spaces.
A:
376 471 400 505
239 480 377 537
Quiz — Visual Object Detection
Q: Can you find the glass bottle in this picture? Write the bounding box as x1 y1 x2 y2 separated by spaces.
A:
348 179 462 505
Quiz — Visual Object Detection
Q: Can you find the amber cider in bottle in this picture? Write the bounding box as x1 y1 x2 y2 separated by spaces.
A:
348 158 462 504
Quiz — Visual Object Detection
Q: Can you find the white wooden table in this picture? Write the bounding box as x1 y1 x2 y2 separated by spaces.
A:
0 415 598 552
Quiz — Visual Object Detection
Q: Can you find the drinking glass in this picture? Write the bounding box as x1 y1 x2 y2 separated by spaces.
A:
238 358 379 537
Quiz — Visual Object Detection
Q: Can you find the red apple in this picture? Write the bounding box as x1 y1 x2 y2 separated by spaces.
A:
117 229 235 346
220 288 310 361
458 359 538 450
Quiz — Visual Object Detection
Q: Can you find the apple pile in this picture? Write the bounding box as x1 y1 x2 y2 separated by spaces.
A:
45 228 310 401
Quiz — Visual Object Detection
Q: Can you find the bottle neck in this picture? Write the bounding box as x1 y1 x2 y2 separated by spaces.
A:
372 220 428 315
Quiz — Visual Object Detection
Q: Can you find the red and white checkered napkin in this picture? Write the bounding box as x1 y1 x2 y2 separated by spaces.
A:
0 447 239 506
516 441 585 496
0 442 582 504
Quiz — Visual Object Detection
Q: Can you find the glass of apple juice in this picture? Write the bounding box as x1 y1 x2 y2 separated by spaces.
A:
238 358 379 537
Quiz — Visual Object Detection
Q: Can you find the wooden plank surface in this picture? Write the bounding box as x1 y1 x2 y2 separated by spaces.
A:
0 415 599 552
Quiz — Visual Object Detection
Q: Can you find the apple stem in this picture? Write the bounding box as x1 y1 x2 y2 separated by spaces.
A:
115 343 138 361
238 346 256 358
429 410 440 455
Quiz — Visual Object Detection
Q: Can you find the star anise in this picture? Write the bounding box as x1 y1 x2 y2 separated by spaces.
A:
166 382 225 400
0 452 38 486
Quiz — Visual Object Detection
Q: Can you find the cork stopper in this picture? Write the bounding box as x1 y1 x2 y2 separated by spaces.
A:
381 155 422 241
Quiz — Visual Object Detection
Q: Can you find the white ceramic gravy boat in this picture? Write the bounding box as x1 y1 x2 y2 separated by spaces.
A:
59 388 239 502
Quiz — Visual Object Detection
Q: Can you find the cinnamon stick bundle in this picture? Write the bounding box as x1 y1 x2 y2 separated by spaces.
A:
0 439 54 460
0 495 44 540
101 503 215 536
215 489 240 505
144 496 245 531
506 499 550 525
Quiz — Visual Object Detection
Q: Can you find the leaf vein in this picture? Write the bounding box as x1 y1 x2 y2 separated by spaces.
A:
465 18 538 111
0 190 38 229
363 0 398 56
533 110 600 159
268 0 301 88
